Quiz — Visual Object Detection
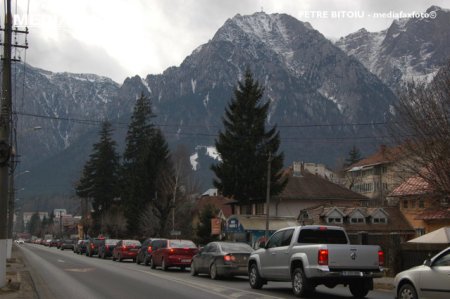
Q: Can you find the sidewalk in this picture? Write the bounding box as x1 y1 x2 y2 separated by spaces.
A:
0 244 39 299
374 276 395 291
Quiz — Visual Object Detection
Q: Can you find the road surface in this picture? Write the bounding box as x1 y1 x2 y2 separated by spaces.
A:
20 244 394 299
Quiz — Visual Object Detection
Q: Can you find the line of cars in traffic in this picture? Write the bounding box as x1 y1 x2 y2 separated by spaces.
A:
41 236 253 280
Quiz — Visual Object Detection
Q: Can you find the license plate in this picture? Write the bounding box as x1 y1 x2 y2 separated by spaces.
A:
181 259 191 263
342 271 363 276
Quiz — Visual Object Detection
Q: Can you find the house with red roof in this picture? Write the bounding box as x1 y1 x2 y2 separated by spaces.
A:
344 144 413 205
388 175 450 236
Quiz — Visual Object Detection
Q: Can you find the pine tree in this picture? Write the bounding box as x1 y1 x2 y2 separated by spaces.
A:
196 204 219 245
75 121 120 233
121 94 172 236
345 145 362 167
212 69 286 204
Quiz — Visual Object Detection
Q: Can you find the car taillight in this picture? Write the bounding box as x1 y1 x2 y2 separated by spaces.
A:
147 246 152 253
169 248 175 254
90 244 94 249
378 250 384 266
106 245 109 249
223 255 236 262
318 249 328 266
122 245 128 251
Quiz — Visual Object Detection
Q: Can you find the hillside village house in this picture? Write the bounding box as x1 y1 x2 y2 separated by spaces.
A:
225 162 369 246
388 175 450 236
345 145 412 205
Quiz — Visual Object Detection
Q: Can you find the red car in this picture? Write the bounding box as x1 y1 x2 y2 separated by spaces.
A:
112 240 141 262
150 239 198 271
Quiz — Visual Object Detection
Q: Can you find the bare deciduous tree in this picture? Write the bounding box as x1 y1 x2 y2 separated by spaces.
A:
390 60 450 199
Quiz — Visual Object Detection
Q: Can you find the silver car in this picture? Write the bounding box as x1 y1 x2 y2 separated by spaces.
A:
394 246 450 299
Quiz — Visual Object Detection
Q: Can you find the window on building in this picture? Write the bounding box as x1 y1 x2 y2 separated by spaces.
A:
327 217 342 224
240 205 252 215
255 203 265 215
373 217 387 224
350 217 365 224
403 200 409 209
418 200 425 208
410 200 416 209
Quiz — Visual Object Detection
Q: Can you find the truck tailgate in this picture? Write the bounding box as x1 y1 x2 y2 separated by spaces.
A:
327 245 380 270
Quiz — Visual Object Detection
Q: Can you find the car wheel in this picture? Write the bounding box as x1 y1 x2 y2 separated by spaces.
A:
398 283 418 299
249 263 264 289
161 258 168 271
144 256 150 266
150 258 156 269
102 252 106 259
112 254 117 261
190 261 198 276
118 254 122 262
210 262 220 280
292 267 313 298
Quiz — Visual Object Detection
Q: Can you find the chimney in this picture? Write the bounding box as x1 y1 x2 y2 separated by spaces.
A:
293 161 302 177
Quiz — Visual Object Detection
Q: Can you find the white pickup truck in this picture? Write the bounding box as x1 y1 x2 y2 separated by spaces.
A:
248 225 384 298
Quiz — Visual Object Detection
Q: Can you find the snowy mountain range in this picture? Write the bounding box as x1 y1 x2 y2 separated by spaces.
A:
17 6 450 200
336 5 450 91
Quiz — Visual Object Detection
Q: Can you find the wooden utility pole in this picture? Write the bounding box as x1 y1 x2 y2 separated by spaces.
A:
0 0 13 287
264 152 272 240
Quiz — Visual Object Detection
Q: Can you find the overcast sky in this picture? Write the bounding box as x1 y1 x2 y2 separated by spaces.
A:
8 0 447 83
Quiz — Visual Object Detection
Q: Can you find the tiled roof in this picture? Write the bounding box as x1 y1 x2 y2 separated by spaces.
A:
389 176 431 197
299 205 413 233
415 208 450 220
277 169 368 201
348 145 403 169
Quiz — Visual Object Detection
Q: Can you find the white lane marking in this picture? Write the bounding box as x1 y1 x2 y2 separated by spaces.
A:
57 259 65 263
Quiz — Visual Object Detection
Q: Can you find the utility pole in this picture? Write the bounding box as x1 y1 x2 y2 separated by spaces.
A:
0 0 13 287
264 152 272 240
0 0 28 286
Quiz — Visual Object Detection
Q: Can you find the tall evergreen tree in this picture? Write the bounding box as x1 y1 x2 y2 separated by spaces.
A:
75 121 120 233
345 145 362 167
212 69 286 204
121 94 172 236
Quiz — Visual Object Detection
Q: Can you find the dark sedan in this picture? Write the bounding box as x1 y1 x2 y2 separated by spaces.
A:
86 238 105 257
74 239 88 254
190 242 253 279
98 239 120 259
60 239 75 250
136 238 164 266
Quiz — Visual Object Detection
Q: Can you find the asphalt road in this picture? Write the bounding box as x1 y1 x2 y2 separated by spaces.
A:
19 244 394 299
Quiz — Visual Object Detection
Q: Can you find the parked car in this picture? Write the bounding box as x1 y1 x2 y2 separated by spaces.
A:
150 239 198 271
49 239 59 247
98 239 120 259
112 240 141 262
60 239 75 250
74 239 88 254
136 238 164 266
56 239 64 249
191 241 253 279
248 225 384 298
394 246 450 299
85 238 105 257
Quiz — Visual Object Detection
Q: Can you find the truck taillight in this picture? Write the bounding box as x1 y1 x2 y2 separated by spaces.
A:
318 249 328 266
378 250 384 266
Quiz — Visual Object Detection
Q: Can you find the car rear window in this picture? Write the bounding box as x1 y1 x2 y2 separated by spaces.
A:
169 240 196 248
298 228 348 244
106 239 119 245
124 240 141 246
220 243 253 253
